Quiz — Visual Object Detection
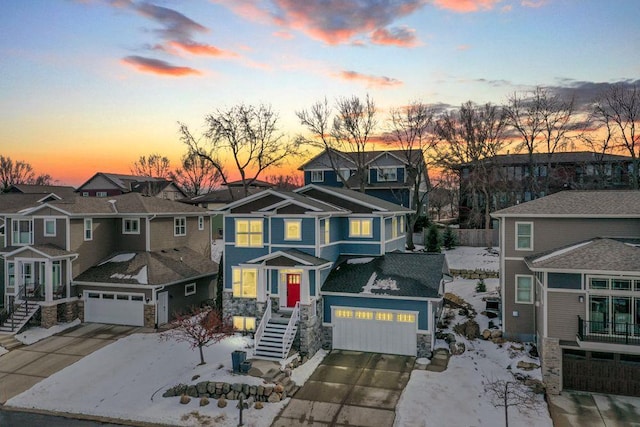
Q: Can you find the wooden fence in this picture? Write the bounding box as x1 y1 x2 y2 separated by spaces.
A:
414 228 499 248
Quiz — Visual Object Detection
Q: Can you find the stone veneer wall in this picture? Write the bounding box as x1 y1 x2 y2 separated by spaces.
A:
321 325 333 351
223 291 260 319
541 337 561 395
41 304 57 328
144 304 156 328
77 299 85 322
298 299 323 358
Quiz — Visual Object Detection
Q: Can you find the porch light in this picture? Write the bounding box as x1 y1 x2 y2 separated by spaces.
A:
579 296 584 303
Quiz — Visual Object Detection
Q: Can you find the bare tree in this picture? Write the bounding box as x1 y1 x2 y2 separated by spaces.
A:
504 87 577 196
297 95 377 192
0 155 54 191
436 102 507 243
180 103 300 200
160 306 234 366
131 153 172 178
386 101 436 250
265 173 303 191
484 378 540 427
592 83 640 189
172 151 221 197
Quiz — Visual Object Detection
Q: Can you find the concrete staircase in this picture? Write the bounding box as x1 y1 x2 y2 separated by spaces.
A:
0 301 40 335
0 333 23 351
263 367 299 398
255 317 295 360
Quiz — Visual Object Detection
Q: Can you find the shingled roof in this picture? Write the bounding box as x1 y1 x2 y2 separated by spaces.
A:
492 190 640 217
322 252 446 298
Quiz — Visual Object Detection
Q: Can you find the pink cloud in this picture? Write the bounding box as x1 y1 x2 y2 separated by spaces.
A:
371 27 418 47
169 41 238 57
521 0 547 7
121 56 201 76
338 70 403 88
432 0 502 13
456 44 471 50
273 30 294 40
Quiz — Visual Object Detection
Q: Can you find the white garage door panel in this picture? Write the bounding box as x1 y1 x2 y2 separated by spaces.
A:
85 292 145 326
332 307 417 356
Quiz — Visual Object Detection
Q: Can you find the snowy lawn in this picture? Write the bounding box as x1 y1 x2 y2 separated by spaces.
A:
395 246 553 427
7 333 289 426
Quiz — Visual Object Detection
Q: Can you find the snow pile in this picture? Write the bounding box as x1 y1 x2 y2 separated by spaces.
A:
346 257 374 264
110 265 148 284
290 349 327 386
0 346 7 357
99 253 136 265
16 319 81 345
7 334 286 427
444 246 499 272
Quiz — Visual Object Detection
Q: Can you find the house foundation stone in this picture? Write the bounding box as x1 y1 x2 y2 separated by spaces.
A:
541 337 561 395
41 304 58 328
144 304 155 328
63 300 78 322
223 292 258 319
417 333 432 358
298 299 323 357
77 299 85 322
321 325 333 350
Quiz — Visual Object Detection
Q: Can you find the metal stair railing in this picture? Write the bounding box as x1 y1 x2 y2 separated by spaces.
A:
7 282 43 332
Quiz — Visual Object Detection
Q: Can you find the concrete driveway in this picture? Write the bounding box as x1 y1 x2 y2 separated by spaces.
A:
272 350 414 427
548 391 640 427
0 323 147 404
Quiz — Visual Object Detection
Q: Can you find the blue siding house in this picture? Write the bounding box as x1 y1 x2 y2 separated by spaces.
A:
299 149 429 212
217 184 446 360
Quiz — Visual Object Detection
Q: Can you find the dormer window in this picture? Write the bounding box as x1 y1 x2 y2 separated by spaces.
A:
311 171 324 183
377 167 397 182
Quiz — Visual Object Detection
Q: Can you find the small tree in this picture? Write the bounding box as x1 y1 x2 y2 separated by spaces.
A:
443 226 457 250
160 306 234 365
425 223 441 253
485 378 539 427
215 256 224 312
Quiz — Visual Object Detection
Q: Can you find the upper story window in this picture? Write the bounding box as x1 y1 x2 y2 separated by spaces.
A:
377 167 397 182
96 191 108 197
235 219 263 247
338 169 351 182
198 216 204 231
515 275 534 304
44 218 56 237
174 217 186 236
515 222 533 250
349 218 373 238
324 219 330 244
123 218 140 234
310 170 324 182
284 219 301 241
84 218 93 241
81 192 89 197
232 267 257 298
12 219 33 245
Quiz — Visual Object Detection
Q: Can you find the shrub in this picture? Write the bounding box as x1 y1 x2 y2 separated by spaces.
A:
425 223 441 253
443 226 457 249
475 278 486 292
413 215 429 232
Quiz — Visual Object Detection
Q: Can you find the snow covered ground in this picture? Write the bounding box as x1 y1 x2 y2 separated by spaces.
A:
395 246 553 427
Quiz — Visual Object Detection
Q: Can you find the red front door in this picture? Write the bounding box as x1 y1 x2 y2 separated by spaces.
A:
286 274 301 307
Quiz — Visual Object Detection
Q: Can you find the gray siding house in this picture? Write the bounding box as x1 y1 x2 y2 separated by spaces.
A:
492 190 640 397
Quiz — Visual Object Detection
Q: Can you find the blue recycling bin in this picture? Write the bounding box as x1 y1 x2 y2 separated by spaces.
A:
232 350 247 373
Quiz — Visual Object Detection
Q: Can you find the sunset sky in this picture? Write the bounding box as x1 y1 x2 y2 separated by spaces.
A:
2 0 639 187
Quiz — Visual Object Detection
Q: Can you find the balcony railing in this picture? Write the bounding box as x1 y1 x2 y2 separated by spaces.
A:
578 316 640 346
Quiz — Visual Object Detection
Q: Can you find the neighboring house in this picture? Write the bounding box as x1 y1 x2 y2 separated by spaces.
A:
455 151 634 228
299 149 428 212
6 184 77 199
76 172 186 200
492 190 640 397
217 184 446 360
0 192 215 334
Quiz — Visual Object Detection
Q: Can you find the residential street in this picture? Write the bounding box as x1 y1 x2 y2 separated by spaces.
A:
0 408 128 427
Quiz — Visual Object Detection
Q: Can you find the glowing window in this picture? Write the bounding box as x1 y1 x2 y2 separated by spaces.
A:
335 309 353 318
232 268 257 298
397 313 415 323
284 219 301 241
235 219 263 247
355 310 373 320
375 312 393 321
233 316 256 332
349 219 372 238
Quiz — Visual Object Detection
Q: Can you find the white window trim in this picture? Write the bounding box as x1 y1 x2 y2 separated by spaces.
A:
12 219 33 246
96 191 108 197
232 267 258 298
198 216 204 231
284 219 302 241
310 170 324 183
324 218 330 244
122 218 140 235
174 217 187 236
515 275 534 304
81 192 89 197
184 283 196 296
233 316 256 332
44 218 56 237
515 221 533 251
392 217 398 238
377 167 398 182
235 219 263 248
84 218 93 241
349 218 373 238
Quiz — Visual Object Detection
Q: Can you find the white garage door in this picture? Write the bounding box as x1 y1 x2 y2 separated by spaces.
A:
84 291 145 326
332 307 417 356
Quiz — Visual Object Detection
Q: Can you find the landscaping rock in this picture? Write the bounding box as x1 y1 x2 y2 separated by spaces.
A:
482 329 492 340
274 383 284 394
200 397 210 407
186 385 198 397
255 402 264 410
490 330 503 339
450 341 466 355
268 392 281 403
180 395 191 405
249 385 257 396
217 397 227 408
196 381 208 395
525 378 546 394
517 361 540 371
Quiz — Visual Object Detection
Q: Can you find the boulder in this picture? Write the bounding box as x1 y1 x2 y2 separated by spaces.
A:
186 385 198 397
222 383 231 394
199 397 210 407
490 330 503 339
231 383 242 392
274 384 285 394
217 397 227 408
449 341 466 355
517 361 540 371
482 329 492 340
255 402 264 410
264 386 273 397
525 378 546 394
249 385 257 396
268 392 281 403
180 395 191 405
196 381 209 395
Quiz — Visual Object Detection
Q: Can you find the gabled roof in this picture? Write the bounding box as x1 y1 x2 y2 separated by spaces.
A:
525 238 640 273
217 188 345 214
8 184 76 199
226 179 273 188
76 172 171 192
182 187 267 205
322 252 446 298
454 151 632 169
296 185 412 214
131 180 186 198
492 190 640 217
0 244 77 258
0 193 52 214
299 148 425 170
244 249 331 267
74 247 216 286
26 193 208 216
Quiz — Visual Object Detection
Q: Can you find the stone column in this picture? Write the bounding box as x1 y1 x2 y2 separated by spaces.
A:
541 337 561 395
144 304 156 328
298 299 322 357
41 304 58 328
64 300 78 322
